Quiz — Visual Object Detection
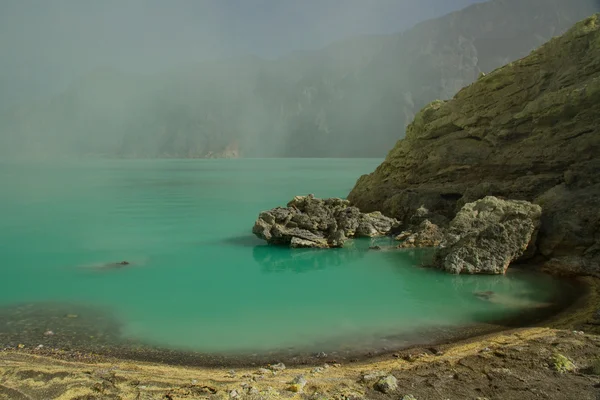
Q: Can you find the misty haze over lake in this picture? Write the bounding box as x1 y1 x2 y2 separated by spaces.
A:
1 0 598 159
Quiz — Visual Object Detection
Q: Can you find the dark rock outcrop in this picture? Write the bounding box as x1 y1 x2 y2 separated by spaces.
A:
348 14 600 276
434 196 542 274
252 194 399 248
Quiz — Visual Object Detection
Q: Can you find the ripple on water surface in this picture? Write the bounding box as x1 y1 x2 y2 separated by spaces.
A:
0 159 573 357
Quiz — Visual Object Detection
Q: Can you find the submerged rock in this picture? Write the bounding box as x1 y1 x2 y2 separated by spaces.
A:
81 261 133 271
252 194 399 248
434 196 542 274
473 290 552 309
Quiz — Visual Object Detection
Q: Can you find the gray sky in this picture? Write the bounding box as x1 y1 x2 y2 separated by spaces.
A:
0 0 485 108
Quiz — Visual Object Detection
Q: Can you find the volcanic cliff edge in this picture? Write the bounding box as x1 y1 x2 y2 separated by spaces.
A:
348 14 600 277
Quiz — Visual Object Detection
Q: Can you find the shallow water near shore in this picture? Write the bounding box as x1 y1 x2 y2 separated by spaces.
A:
0 159 571 355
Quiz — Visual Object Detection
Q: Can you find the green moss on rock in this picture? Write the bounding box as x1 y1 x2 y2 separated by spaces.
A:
551 353 576 373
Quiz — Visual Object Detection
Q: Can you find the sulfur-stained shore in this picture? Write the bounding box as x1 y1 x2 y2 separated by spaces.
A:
0 276 598 400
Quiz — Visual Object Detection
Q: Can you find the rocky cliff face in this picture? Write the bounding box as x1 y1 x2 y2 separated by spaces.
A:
342 0 600 156
348 14 600 277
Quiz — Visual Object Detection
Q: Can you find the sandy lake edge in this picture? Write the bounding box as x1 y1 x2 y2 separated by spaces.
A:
1 274 599 399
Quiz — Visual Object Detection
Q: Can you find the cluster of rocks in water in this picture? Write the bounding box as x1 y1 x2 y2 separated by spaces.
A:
252 194 399 248
254 15 600 277
253 194 544 275
398 196 542 274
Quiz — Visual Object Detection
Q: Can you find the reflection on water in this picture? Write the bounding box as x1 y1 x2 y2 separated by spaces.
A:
252 236 435 274
252 243 365 273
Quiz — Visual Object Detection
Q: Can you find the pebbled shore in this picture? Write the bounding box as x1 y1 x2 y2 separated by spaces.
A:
1 276 598 399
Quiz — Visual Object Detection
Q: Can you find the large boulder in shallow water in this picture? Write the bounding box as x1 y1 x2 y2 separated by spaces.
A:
434 196 542 274
252 194 399 248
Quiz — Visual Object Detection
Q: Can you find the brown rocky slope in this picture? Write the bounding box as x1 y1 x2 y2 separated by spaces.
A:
348 14 600 277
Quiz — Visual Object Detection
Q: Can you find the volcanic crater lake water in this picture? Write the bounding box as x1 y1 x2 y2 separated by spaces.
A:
0 159 569 355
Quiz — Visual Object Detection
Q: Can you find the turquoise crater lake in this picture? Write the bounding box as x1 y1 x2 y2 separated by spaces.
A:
0 159 569 356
